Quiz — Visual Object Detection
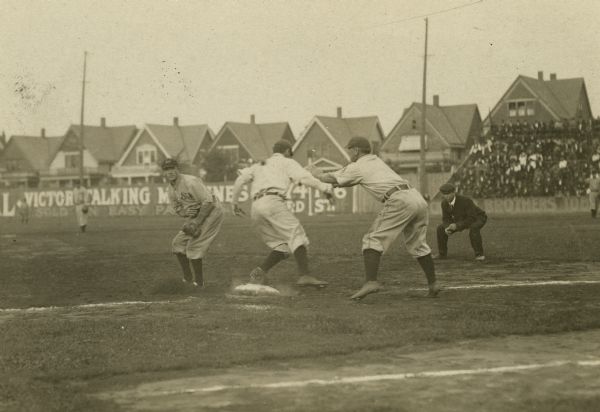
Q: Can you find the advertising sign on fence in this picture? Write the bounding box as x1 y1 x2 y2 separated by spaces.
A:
0 184 351 218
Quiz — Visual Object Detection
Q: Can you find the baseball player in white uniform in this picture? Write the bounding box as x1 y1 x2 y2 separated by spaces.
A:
73 181 90 233
231 140 334 287
587 168 600 218
162 158 224 287
311 136 440 300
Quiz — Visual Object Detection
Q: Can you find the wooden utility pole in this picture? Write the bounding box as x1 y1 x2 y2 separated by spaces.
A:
79 51 88 183
419 18 429 196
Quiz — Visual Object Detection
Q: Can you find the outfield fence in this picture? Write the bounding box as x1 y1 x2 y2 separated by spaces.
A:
0 183 592 218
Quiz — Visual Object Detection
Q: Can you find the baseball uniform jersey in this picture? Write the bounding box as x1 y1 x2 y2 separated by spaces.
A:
73 186 90 227
333 154 431 257
169 173 224 259
589 174 600 211
236 153 331 253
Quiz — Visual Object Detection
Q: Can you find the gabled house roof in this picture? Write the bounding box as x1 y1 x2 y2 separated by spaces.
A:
293 115 385 161
2 135 63 170
117 123 213 166
65 124 137 163
383 103 479 150
488 74 591 121
211 121 294 160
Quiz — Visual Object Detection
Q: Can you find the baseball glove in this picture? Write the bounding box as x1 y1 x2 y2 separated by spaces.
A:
182 220 202 238
81 205 89 214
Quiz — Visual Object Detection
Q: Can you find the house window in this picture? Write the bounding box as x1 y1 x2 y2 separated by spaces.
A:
218 145 239 163
6 160 20 171
136 144 157 165
508 100 535 117
64 153 81 169
398 135 427 152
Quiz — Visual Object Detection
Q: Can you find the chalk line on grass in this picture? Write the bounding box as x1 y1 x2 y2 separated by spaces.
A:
410 279 600 292
0 298 195 314
146 359 600 396
2 279 599 314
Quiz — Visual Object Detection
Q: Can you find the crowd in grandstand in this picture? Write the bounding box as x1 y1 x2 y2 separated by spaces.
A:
451 119 600 198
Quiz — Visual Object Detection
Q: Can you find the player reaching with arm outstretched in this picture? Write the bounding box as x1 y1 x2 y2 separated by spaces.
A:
162 158 224 287
231 140 334 288
311 136 440 300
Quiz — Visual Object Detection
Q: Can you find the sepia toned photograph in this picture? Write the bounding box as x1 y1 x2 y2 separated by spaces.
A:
1 0 599 410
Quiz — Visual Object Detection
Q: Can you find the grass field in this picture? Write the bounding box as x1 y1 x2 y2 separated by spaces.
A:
1 212 600 411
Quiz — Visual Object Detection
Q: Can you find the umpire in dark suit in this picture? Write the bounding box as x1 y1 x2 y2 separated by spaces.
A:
435 183 487 261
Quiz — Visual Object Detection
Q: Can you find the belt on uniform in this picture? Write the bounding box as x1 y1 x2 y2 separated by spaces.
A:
382 184 411 203
253 189 286 202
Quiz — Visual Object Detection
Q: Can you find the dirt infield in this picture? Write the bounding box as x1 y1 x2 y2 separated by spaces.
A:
1 213 599 411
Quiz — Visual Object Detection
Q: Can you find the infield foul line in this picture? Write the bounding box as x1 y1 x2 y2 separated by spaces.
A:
0 298 195 314
149 359 600 396
411 279 600 291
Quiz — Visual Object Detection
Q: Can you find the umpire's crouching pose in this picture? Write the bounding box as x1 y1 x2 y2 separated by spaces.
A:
435 183 487 261
163 158 224 287
311 136 439 300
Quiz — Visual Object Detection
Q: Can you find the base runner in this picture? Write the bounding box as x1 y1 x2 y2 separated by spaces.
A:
231 140 334 288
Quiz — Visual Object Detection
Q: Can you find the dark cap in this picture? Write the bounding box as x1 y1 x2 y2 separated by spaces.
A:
439 183 456 194
273 139 293 154
161 158 179 170
346 136 371 152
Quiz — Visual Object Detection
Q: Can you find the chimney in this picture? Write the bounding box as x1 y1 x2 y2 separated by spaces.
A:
537 71 544 80
173 117 179 127
41 128 46 138
550 73 557 81
100 117 106 127
250 114 256 124
336 107 342 118
433 95 440 107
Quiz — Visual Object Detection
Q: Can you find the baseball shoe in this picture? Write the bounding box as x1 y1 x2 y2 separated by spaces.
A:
427 282 441 298
296 275 328 288
432 254 447 260
350 281 382 300
474 255 486 261
249 267 266 285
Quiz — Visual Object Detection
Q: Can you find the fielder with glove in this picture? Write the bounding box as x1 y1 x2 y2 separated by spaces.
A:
162 158 224 287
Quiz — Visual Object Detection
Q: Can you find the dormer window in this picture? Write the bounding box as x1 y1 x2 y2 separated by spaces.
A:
218 145 240 163
136 144 157 165
64 152 81 169
508 100 535 117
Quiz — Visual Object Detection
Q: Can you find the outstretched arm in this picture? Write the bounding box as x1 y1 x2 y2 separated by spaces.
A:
231 170 253 216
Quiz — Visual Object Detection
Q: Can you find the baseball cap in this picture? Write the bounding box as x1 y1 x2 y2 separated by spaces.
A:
439 183 456 194
346 136 371 152
273 139 293 154
161 158 179 170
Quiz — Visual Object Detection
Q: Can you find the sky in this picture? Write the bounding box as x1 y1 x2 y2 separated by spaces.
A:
1 0 599 139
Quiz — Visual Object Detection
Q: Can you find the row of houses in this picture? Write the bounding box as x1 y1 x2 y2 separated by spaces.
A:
0 71 593 188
